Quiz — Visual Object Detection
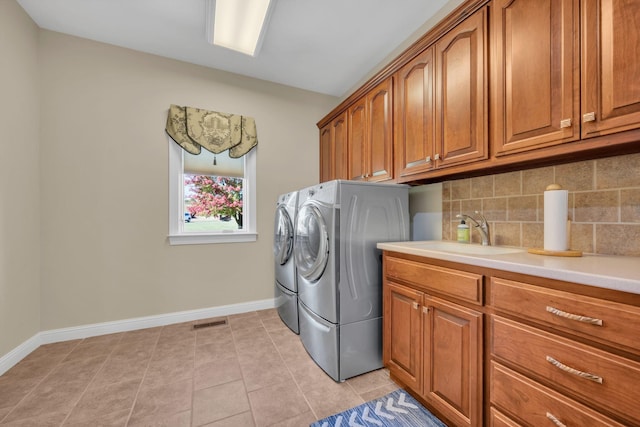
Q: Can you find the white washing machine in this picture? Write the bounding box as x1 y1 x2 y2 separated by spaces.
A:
273 191 299 333
294 180 409 381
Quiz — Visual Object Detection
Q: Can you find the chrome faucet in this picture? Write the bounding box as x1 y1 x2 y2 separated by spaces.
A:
456 211 491 246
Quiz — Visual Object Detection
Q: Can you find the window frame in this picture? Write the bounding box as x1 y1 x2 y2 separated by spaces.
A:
167 137 257 245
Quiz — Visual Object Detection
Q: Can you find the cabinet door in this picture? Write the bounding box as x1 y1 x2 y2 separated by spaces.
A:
332 112 348 180
319 123 333 183
424 296 482 427
383 281 423 393
394 47 436 179
348 98 367 181
492 0 579 155
367 78 394 182
582 0 640 138
435 8 488 169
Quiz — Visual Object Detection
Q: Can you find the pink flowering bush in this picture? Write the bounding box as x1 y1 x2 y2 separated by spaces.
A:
185 175 243 227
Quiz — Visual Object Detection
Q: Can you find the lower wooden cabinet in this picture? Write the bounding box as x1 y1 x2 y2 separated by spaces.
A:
491 362 627 427
490 276 640 357
424 297 482 427
490 276 640 426
383 253 483 427
382 251 640 427
489 407 521 427
492 316 640 424
383 281 423 392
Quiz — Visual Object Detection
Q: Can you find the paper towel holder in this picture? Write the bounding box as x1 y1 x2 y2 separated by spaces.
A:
527 183 583 257
527 248 583 257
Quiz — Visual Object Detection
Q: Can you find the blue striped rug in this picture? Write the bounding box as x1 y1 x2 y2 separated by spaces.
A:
310 389 447 427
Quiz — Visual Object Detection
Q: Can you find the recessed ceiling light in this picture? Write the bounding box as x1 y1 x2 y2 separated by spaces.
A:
205 0 275 57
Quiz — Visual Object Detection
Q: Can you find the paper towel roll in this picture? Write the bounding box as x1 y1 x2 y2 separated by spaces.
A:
544 184 569 251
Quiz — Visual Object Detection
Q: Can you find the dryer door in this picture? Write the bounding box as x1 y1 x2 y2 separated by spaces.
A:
294 202 329 283
273 205 294 265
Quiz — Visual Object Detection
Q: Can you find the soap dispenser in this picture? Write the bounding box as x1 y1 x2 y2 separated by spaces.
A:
457 219 470 243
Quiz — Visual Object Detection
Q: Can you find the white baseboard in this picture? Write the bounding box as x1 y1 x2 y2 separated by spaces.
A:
0 298 275 376
0 334 41 377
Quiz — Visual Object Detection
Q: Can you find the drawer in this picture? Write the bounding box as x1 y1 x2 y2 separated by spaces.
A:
491 315 640 424
385 256 483 305
489 408 521 427
491 362 627 427
490 277 640 354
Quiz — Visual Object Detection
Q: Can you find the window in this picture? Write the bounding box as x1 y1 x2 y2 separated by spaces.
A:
168 137 257 245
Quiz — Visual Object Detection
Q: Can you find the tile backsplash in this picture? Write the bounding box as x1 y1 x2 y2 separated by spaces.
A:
442 152 640 256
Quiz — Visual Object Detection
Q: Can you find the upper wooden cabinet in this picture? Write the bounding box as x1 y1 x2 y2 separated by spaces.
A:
319 124 332 183
581 0 640 138
347 98 366 181
394 47 436 179
318 0 640 184
395 8 488 181
435 8 488 169
367 78 394 182
491 0 580 155
493 0 640 155
319 111 348 182
349 78 394 182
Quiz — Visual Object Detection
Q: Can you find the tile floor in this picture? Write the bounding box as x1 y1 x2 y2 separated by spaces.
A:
0 309 400 426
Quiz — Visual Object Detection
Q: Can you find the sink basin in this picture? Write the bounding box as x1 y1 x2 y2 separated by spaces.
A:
407 241 525 256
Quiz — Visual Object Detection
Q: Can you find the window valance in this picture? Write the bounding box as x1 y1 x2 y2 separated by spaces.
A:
165 104 258 158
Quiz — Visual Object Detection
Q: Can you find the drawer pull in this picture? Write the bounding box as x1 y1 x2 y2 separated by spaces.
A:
559 118 572 128
546 412 567 427
546 306 603 326
546 355 603 384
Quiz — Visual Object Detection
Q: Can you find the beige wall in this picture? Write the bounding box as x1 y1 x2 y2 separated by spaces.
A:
0 0 42 356
442 153 640 256
36 32 337 330
409 184 443 241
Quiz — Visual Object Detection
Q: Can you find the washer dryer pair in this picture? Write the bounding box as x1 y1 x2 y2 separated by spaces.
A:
273 190 299 333
294 180 409 381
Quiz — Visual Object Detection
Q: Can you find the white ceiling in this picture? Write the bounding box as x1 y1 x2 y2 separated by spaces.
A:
16 0 457 97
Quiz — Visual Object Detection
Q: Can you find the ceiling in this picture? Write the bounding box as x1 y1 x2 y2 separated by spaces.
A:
16 0 458 97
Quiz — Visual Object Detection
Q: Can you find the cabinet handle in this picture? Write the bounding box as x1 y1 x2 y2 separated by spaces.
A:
546 412 567 427
546 306 603 326
412 301 419 310
560 118 572 128
425 156 431 163
545 355 603 384
422 306 429 314
434 153 441 160
583 112 596 122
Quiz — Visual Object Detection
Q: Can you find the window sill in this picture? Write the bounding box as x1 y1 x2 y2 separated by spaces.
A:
168 232 258 245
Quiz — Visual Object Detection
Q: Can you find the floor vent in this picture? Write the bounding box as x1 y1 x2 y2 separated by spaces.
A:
193 319 227 329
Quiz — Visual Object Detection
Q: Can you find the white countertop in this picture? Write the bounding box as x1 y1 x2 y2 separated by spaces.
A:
377 241 640 295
